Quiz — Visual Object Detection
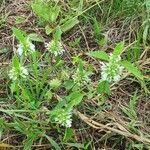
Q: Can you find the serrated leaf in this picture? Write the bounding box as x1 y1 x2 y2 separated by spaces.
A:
64 80 74 90
12 55 20 70
12 27 27 44
61 17 79 32
50 5 60 22
28 33 44 42
88 51 109 61
54 26 62 41
113 42 124 56
121 60 143 80
31 2 50 22
97 80 111 95
68 91 84 107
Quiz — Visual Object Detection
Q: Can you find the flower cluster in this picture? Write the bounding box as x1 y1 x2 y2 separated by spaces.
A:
101 54 124 83
72 68 91 86
45 40 65 56
9 65 29 81
17 38 35 56
54 110 72 128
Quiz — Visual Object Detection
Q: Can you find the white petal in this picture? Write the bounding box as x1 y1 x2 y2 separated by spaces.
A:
17 44 24 56
29 42 35 51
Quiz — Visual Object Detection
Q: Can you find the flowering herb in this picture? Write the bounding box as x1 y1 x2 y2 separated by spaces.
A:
101 54 124 83
9 65 28 80
17 38 35 56
72 68 91 86
45 40 65 56
9 55 28 81
53 109 72 128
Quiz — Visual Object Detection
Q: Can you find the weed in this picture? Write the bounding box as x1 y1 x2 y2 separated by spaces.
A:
0 0 150 149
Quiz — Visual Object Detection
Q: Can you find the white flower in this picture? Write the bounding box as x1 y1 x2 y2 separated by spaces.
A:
72 68 91 86
45 40 65 56
17 38 35 56
54 110 72 128
65 119 72 128
20 66 29 78
9 65 29 81
28 40 35 52
9 68 17 80
17 44 24 56
101 54 124 83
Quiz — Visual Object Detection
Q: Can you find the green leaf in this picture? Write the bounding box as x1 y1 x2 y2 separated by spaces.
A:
121 106 136 120
50 5 60 22
61 17 79 32
28 33 44 42
129 91 138 111
12 55 20 70
12 27 27 44
121 60 143 80
97 80 111 95
51 91 83 113
54 26 62 41
143 24 149 44
131 143 144 149
113 42 124 56
63 128 74 142
93 17 102 35
32 2 60 23
23 134 37 150
45 135 61 150
45 90 53 100
64 80 74 90
68 91 84 107
88 51 109 61
31 2 50 22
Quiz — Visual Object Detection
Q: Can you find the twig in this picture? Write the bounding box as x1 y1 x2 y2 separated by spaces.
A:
76 111 150 145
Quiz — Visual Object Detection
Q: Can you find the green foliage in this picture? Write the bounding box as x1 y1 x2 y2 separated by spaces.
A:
31 0 79 36
121 91 138 120
63 128 74 142
32 1 60 23
88 51 109 61
113 42 124 56
0 0 149 149
12 55 20 70
121 60 144 80
28 33 44 42
61 17 79 32
12 27 27 44
97 80 111 95
45 134 61 150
